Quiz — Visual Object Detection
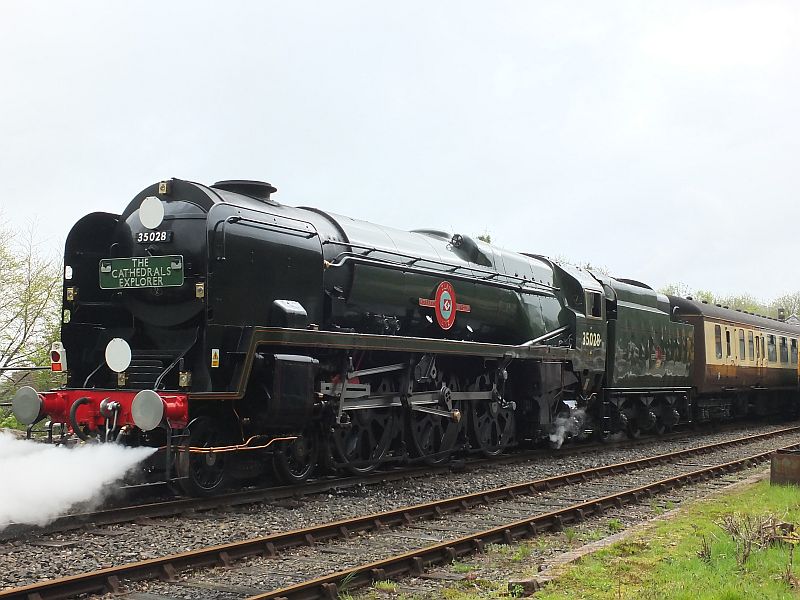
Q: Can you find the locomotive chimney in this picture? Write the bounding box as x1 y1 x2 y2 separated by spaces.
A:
213 180 278 203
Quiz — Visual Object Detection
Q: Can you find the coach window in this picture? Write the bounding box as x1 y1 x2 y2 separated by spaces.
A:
768 335 777 362
780 337 789 363
586 292 603 318
792 339 798 365
748 331 755 361
738 330 745 360
725 330 731 357
714 325 722 359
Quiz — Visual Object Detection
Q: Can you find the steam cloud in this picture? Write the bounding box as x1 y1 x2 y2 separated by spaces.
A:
0 432 156 529
548 409 586 450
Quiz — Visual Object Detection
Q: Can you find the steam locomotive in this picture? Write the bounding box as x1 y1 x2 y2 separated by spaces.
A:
12 179 800 495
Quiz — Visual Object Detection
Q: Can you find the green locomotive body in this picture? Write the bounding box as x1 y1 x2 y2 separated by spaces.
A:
11 178 800 495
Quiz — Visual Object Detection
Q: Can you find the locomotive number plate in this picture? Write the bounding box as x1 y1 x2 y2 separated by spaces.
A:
582 331 602 347
137 230 173 243
99 255 185 289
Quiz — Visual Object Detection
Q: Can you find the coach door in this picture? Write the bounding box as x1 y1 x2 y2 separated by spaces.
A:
724 326 736 381
735 328 746 386
755 333 765 384
746 330 758 385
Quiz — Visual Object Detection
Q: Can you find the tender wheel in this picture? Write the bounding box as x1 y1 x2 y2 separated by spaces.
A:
626 419 642 439
470 399 515 457
657 408 680 435
594 429 613 443
175 416 230 496
592 405 618 443
592 415 614 443
331 408 396 474
621 406 641 439
271 431 319 485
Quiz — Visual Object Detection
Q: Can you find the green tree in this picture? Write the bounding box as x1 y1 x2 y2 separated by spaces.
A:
716 293 770 315
552 255 611 276
659 284 718 304
658 283 795 319
771 292 800 318
660 282 691 298
476 232 492 244
0 221 63 412
693 289 716 304
582 262 611 276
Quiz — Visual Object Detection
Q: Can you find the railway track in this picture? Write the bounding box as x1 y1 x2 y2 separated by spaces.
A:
2 425 798 600
0 421 780 542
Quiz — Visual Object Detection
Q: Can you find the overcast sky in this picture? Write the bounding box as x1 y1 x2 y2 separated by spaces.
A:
2 1 798 300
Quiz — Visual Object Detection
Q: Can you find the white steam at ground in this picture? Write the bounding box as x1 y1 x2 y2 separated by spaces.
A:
548 409 586 450
0 432 155 529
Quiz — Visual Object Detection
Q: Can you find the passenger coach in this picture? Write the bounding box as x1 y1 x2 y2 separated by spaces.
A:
670 297 800 419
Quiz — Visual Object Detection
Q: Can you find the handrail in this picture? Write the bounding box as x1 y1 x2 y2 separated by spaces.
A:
214 215 318 261
519 325 571 347
323 239 556 291
154 328 200 390
325 254 558 295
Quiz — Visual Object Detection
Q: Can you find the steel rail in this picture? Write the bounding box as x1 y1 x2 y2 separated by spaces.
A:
1 426 797 600
0 427 669 540
0 422 778 541
253 442 794 600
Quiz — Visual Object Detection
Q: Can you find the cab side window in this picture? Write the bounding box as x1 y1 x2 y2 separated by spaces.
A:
586 292 602 318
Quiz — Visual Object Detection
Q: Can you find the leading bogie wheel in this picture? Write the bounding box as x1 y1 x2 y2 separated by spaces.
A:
175 416 231 496
271 431 319 485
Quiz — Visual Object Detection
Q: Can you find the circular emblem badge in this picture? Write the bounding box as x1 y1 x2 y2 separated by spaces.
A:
435 281 457 330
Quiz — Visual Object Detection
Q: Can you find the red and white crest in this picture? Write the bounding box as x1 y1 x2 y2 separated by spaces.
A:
419 281 471 330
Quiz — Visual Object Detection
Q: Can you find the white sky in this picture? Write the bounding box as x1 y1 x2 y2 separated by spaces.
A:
1 1 798 300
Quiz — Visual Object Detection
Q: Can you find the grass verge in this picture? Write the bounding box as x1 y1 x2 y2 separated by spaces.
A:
538 480 800 600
